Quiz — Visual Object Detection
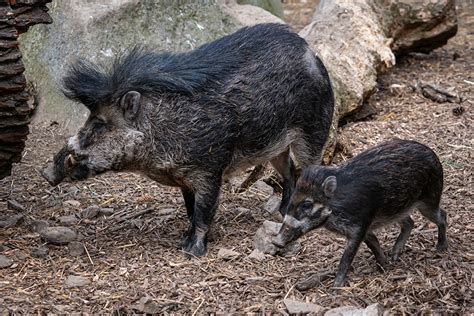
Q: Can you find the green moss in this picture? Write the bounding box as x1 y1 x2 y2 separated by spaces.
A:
236 0 283 18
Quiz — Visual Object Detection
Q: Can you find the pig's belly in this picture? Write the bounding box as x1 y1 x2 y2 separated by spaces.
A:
223 129 301 179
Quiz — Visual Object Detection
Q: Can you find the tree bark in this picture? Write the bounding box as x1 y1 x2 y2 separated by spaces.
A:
0 0 51 179
300 0 457 162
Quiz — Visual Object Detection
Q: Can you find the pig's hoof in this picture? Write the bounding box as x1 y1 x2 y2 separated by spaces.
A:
182 237 207 257
389 250 401 262
436 242 448 252
332 277 347 288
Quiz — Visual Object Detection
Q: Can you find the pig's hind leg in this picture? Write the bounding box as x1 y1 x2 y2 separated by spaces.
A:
270 149 296 215
390 216 414 261
418 202 448 252
364 232 388 269
181 187 195 220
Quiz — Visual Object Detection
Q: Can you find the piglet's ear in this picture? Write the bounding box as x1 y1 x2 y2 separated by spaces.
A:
120 91 141 120
322 176 337 198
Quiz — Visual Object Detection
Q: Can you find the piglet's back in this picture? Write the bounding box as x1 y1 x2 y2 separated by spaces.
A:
335 139 443 214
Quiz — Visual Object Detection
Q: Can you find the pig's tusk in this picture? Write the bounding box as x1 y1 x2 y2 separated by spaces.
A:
66 154 77 167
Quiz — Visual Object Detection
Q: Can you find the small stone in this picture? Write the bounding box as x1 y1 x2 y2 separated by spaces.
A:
68 241 85 257
0 214 23 228
65 275 90 288
264 195 280 214
0 255 14 268
136 296 160 314
63 200 81 208
364 303 384 316
324 304 383 316
7 200 26 212
251 180 274 198
217 248 240 260
30 220 50 233
98 207 114 216
253 220 281 255
283 298 325 315
264 196 284 221
247 249 266 261
253 220 300 256
31 245 49 258
81 205 100 219
13 250 28 261
39 226 77 245
58 215 79 226
262 220 282 234
325 306 360 316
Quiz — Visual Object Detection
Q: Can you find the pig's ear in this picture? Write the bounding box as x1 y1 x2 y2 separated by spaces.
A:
322 176 337 198
120 91 141 120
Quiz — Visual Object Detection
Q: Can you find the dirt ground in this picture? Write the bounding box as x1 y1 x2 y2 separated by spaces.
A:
1 4 473 315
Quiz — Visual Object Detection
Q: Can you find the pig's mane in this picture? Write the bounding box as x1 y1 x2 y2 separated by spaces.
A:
61 45 239 111
61 24 296 111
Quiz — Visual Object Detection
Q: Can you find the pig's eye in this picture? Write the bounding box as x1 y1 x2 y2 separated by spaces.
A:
300 200 313 211
92 120 107 133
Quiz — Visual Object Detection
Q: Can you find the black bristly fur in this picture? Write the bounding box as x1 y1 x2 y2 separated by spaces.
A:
276 139 448 287
44 23 335 257
62 24 308 111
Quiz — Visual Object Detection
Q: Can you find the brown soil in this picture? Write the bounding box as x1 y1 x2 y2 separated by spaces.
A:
1 4 472 315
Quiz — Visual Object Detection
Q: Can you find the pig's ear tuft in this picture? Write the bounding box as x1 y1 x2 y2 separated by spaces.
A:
121 91 141 120
322 176 337 198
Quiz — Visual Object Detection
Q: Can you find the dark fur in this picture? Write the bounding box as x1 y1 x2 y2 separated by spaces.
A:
62 24 308 111
43 23 335 257
274 139 448 287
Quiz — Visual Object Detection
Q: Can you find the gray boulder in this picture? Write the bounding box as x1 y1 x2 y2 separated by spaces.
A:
20 0 283 131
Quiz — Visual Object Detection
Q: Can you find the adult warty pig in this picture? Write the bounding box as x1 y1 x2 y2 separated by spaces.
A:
273 139 448 286
41 23 335 257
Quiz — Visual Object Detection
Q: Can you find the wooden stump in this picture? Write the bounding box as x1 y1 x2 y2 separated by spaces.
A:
0 0 51 179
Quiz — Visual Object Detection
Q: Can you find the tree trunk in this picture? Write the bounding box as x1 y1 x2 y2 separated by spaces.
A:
0 0 51 179
300 0 457 162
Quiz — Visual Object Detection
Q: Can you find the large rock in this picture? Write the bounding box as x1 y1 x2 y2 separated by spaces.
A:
20 0 283 131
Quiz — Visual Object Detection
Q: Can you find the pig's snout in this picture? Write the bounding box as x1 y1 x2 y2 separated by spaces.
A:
40 151 76 186
272 234 287 248
41 163 64 186
272 224 295 248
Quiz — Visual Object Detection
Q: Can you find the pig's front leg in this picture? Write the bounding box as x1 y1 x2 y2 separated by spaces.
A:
182 173 221 257
334 228 366 287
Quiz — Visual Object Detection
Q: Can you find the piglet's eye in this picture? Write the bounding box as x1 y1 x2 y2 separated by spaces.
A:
300 200 313 210
92 120 107 131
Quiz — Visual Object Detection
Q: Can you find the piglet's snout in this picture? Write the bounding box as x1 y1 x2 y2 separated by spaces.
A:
272 224 292 248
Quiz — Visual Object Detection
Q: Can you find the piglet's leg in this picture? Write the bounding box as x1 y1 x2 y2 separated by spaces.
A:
334 230 365 287
364 232 388 269
182 174 221 257
390 216 414 261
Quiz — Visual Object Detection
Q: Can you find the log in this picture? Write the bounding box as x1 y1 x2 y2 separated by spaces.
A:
300 0 457 162
0 0 51 179
241 0 457 187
